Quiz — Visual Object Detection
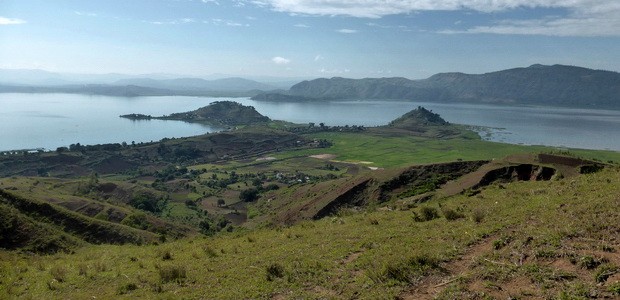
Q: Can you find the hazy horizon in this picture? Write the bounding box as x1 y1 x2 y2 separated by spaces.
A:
1 0 620 79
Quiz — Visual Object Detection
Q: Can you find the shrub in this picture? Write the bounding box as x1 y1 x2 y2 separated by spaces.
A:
594 264 618 283
380 255 441 284
578 256 604 270
159 265 187 283
493 236 512 250
50 265 68 282
240 188 260 202
161 250 173 261
441 207 464 221
471 208 485 223
265 263 285 281
121 213 150 230
117 282 138 295
413 206 439 222
608 282 620 295
77 263 88 276
204 245 218 258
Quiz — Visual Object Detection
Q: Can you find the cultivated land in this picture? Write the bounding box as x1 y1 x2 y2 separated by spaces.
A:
1 103 619 299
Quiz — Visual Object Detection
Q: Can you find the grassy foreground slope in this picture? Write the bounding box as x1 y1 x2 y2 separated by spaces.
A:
1 166 618 299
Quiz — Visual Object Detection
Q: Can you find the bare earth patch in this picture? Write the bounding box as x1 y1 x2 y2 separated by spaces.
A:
256 156 277 161
309 154 337 160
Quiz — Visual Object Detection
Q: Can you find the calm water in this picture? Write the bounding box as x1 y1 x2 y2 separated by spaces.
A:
1 93 619 151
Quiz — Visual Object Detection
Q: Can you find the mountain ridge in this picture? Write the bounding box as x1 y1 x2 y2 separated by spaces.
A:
254 64 620 109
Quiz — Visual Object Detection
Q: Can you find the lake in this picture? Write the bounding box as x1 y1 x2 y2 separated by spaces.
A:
1 93 619 152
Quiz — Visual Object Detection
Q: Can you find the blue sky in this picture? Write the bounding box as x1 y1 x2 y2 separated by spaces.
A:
1 0 619 79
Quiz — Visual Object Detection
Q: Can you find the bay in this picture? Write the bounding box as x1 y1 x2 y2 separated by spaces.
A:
1 93 619 152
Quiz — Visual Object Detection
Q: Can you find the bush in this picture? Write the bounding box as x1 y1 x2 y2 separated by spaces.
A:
380 255 441 284
161 250 173 260
50 265 68 282
441 207 465 221
493 236 512 250
121 213 150 230
239 188 260 202
594 264 618 283
608 282 620 295
471 208 485 223
159 265 187 283
265 263 285 281
413 206 439 222
578 256 604 270
117 282 138 295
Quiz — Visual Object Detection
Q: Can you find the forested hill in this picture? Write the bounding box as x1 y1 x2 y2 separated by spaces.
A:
253 64 620 109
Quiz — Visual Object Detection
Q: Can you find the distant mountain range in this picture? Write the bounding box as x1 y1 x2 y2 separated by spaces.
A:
114 77 276 92
2 65 619 109
253 64 620 109
0 69 299 91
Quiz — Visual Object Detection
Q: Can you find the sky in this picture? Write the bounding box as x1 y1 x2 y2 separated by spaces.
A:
1 0 620 79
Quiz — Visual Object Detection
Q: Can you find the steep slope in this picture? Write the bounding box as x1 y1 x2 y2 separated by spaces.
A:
0 188 160 253
388 106 449 128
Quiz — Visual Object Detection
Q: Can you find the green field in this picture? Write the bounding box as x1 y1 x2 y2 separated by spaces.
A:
273 131 620 168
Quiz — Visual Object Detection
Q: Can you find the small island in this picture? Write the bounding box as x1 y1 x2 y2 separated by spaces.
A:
120 101 270 127
119 113 153 120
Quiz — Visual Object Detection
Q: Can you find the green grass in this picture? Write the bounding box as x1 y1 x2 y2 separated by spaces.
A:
272 132 620 168
2 167 618 299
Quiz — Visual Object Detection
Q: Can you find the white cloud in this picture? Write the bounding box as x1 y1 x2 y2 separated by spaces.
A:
74 11 98 17
210 18 249 26
314 55 324 61
320 68 350 74
255 0 618 17
294 23 310 28
148 18 196 25
272 56 291 64
440 12 620 36
252 0 620 36
336 28 357 33
201 0 220 4
0 17 26 25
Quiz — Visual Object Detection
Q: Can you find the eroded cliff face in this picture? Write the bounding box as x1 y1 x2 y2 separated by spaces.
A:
475 164 556 188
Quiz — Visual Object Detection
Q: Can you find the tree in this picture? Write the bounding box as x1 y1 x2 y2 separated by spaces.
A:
56 147 68 153
217 199 226 207
239 188 259 202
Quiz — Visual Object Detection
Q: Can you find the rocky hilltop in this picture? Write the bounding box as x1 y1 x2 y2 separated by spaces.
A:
253 64 620 108
389 106 449 129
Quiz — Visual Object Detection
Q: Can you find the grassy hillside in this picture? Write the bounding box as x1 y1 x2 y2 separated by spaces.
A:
1 166 618 299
